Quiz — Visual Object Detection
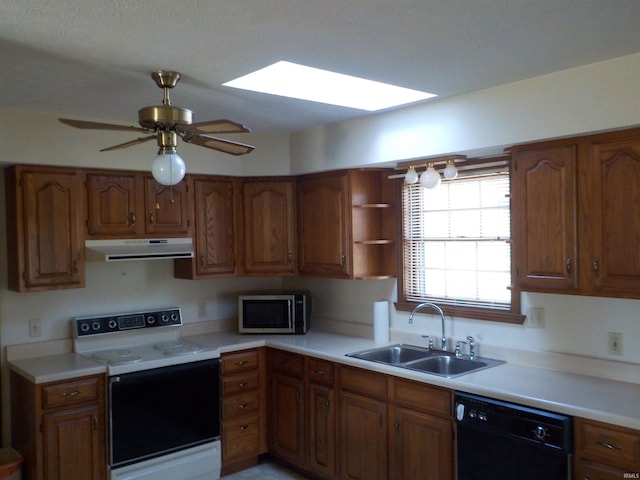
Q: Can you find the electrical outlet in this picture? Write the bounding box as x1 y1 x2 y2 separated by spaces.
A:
608 332 623 355
526 307 544 328
198 302 207 319
29 318 41 337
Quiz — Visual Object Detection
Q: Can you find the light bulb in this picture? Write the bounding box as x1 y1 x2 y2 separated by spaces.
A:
152 151 186 186
443 160 458 180
404 166 419 184
420 164 441 189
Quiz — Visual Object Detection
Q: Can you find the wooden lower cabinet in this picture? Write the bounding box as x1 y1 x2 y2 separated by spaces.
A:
220 348 267 475
574 417 640 479
10 372 106 480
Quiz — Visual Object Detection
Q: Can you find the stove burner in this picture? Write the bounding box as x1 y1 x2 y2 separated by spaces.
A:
154 340 204 356
92 349 143 365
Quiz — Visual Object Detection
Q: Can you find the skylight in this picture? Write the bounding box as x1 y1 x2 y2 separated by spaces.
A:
223 61 437 111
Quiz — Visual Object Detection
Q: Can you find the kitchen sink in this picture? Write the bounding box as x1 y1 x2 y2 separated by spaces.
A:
346 344 505 378
346 344 434 364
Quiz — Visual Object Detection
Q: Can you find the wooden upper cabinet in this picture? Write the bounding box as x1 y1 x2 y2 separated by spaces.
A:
511 143 579 291
175 175 238 278
582 132 640 295
512 126 640 299
241 178 296 275
297 171 351 278
5 165 85 292
85 170 190 238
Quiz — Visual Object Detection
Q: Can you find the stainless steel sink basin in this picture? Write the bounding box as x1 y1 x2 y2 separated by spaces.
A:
346 344 434 364
404 354 504 377
346 344 505 378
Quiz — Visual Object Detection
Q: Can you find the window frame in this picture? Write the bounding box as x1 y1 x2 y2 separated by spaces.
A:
395 157 524 324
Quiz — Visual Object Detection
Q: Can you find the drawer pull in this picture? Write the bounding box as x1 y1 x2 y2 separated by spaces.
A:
238 403 248 409
62 390 80 397
235 360 248 366
596 440 622 451
238 382 248 388
315 369 325 375
239 424 249 431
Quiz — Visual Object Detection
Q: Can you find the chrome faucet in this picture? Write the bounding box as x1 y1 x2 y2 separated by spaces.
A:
408 302 448 351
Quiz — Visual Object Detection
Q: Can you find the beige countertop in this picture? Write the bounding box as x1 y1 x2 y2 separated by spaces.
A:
8 330 640 430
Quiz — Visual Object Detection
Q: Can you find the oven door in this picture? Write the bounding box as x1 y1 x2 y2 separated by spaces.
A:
109 358 220 468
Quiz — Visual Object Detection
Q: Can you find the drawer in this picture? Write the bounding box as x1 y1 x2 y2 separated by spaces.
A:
339 365 387 400
577 418 640 468
270 349 304 378
42 376 101 409
222 414 261 461
221 371 259 396
222 390 260 419
389 377 451 418
221 349 259 375
307 358 335 385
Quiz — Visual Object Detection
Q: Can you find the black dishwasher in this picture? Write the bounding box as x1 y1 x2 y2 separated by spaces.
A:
455 392 572 480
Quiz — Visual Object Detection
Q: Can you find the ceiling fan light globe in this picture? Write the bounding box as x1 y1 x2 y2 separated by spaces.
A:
152 152 186 186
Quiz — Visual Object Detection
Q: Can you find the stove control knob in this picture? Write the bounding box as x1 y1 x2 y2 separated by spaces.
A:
161 314 169 323
108 320 117 329
92 321 101 331
146 315 156 325
170 312 179 322
534 426 548 440
80 322 90 333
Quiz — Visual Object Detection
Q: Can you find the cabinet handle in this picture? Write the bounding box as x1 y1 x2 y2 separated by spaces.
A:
238 403 248 409
199 254 205 266
394 421 400 431
325 400 330 409
239 425 249 431
238 382 248 388
596 440 622 451
93 416 98 431
378 414 383 426
341 254 346 266
295 390 300 401
235 360 248 366
315 370 325 375
149 213 155 224
287 251 293 263
565 257 572 274
62 390 80 397
129 212 136 226
72 260 78 274
593 257 600 278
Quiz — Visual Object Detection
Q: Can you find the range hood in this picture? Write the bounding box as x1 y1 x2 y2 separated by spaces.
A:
85 238 194 262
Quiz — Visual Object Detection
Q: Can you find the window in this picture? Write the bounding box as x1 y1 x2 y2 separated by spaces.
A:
398 164 523 323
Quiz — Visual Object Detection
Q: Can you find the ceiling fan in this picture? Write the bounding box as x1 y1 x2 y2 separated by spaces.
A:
60 70 254 156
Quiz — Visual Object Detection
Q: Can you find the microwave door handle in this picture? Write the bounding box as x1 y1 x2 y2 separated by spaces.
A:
288 299 293 330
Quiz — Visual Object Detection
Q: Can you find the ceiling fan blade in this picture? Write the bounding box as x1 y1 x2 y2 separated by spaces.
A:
184 134 255 156
59 118 147 132
100 135 156 152
178 119 251 135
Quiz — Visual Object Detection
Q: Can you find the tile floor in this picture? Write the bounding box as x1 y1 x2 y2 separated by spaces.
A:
223 460 308 479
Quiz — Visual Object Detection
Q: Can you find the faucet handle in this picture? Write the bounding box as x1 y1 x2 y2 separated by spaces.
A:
455 340 467 357
421 335 434 350
466 336 476 359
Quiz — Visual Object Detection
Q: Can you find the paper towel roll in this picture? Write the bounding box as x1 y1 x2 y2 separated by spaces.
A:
373 300 390 343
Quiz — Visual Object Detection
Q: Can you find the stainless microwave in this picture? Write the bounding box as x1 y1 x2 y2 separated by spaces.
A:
238 292 311 334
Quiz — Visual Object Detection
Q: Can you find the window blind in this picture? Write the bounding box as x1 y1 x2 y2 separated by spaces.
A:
402 173 511 310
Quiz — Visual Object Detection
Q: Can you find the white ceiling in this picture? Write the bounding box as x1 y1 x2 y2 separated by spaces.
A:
2 0 640 135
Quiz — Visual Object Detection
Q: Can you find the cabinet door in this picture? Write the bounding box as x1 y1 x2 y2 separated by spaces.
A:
575 460 628 480
297 172 351 277
583 134 640 295
86 173 140 236
269 373 306 466
143 176 191 235
15 168 84 291
512 144 578 291
42 405 105 480
242 179 296 274
389 406 453 480
338 391 387 480
191 177 237 276
308 383 336 479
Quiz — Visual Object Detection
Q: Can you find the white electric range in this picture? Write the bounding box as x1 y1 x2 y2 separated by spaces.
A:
73 307 221 480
